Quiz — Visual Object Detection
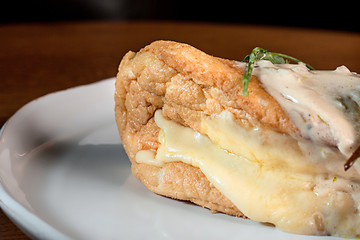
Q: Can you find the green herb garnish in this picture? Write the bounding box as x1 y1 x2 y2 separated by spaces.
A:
241 47 315 96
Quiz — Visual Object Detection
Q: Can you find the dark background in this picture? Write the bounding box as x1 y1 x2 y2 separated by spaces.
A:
0 0 359 33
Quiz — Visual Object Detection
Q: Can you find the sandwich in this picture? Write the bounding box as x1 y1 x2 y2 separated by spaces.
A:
114 40 360 237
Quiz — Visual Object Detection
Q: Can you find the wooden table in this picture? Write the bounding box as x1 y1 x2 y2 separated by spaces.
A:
0 21 359 240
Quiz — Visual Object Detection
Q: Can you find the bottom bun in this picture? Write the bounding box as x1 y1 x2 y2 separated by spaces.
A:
132 160 245 218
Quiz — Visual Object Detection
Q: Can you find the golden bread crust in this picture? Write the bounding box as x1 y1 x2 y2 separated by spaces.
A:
115 40 296 217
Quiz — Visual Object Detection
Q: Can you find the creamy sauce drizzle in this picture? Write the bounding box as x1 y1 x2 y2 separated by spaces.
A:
253 60 360 156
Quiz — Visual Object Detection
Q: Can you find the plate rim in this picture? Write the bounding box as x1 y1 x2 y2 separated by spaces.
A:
0 121 73 240
0 78 115 240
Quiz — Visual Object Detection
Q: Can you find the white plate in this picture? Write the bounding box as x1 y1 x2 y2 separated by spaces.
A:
0 78 345 240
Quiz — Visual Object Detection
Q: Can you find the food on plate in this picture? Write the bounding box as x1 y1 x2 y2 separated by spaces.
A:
114 40 360 237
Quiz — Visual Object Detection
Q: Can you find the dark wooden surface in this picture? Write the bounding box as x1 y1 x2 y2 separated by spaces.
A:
0 21 359 240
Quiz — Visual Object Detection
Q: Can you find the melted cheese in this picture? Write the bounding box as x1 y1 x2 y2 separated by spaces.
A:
136 110 360 237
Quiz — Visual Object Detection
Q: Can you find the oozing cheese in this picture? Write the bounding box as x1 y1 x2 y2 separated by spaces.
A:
136 110 360 237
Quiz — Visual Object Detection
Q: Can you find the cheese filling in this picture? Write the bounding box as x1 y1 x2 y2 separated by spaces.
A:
136 110 360 237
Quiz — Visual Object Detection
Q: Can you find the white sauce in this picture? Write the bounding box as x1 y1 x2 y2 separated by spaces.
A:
253 60 360 156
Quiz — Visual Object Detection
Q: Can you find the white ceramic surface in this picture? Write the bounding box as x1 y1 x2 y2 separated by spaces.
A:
0 79 347 240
